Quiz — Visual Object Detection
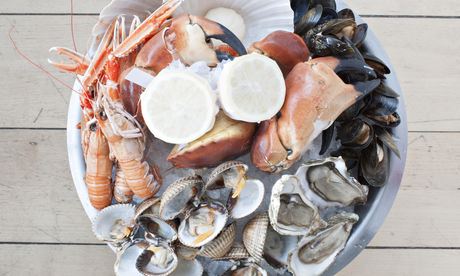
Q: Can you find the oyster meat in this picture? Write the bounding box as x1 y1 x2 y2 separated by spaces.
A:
296 157 368 208
288 213 359 276
269 175 325 236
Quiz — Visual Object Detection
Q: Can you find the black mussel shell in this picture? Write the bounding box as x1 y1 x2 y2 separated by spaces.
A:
338 99 366 122
291 0 310 24
353 23 368 47
364 53 391 77
338 8 355 20
337 119 374 150
335 57 378 83
319 121 336 155
295 4 323 36
331 147 360 169
375 126 401 158
308 35 355 57
318 7 338 25
321 19 356 37
360 140 389 187
366 112 401 128
364 92 400 117
374 83 400 98
311 0 337 11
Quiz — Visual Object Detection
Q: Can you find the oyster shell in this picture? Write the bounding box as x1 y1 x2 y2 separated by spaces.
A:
229 179 265 219
115 239 149 276
92 204 136 247
223 262 268 276
199 223 236 259
296 157 369 208
136 242 178 276
206 161 249 198
159 176 204 221
263 225 299 269
171 257 203 276
178 202 228 248
287 213 359 276
268 175 325 236
137 215 178 244
242 213 269 262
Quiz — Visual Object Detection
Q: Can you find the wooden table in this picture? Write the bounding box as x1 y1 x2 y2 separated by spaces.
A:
1 0 459 275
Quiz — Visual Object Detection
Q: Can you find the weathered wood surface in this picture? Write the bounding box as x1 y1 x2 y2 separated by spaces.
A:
2 15 460 131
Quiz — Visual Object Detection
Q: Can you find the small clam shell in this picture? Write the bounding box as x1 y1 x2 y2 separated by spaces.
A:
115 239 149 276
206 161 248 193
136 243 178 276
175 245 200 261
137 215 177 243
135 197 161 220
229 179 265 219
199 223 236 259
223 262 268 276
242 213 269 263
172 258 203 276
159 176 204 221
178 202 229 248
215 243 250 261
92 204 136 246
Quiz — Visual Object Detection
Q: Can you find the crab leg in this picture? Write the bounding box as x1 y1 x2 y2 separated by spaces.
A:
112 0 183 58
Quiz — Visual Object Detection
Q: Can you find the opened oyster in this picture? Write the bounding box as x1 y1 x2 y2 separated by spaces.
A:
136 242 178 276
288 213 359 276
178 202 228 247
159 176 204 221
296 157 369 208
92 204 136 247
269 175 325 236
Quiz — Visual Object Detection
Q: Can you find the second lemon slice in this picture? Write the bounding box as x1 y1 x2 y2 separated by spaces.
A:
219 53 286 123
141 71 218 145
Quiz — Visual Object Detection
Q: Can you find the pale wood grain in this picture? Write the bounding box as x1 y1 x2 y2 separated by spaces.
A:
2 0 460 16
1 130 459 247
2 15 460 131
0 244 114 276
339 249 460 276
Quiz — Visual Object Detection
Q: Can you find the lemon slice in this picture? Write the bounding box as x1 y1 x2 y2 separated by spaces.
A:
141 71 218 144
219 53 286 123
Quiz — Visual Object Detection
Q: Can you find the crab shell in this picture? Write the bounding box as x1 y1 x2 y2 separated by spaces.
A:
199 222 236 259
168 112 256 169
268 175 326 236
296 157 369 208
136 242 178 276
92 204 136 247
159 176 204 221
178 201 229 248
287 213 359 276
249 30 310 77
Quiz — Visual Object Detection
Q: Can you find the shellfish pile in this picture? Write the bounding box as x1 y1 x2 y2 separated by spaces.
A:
50 0 401 274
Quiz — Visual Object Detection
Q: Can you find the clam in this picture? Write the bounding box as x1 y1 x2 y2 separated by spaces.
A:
136 242 178 276
242 213 269 262
287 213 359 276
296 157 369 208
92 204 136 247
215 243 251 261
175 245 199 261
263 225 299 269
178 202 228 248
159 176 204 221
137 215 177 244
269 175 325 236
135 197 161 219
171 257 203 276
206 161 249 198
223 262 268 276
228 179 265 219
199 223 236 259
115 239 149 276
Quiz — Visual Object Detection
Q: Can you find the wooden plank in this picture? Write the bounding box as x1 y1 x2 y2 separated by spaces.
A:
2 0 460 16
2 15 460 131
339 249 460 276
1 129 460 247
0 244 114 276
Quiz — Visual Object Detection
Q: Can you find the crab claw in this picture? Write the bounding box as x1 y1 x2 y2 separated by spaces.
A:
165 14 247 66
48 47 90 75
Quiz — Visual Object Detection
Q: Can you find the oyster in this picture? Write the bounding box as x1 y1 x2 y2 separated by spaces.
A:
137 215 177 244
287 213 359 276
159 176 204 221
115 239 149 276
263 225 299 269
92 204 136 247
178 202 228 247
136 242 178 276
199 223 236 259
228 179 265 219
206 161 249 198
269 175 325 236
242 213 269 262
296 157 369 208
223 262 268 276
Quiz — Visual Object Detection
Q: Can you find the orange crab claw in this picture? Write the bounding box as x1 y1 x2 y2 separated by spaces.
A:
48 47 90 75
111 0 183 58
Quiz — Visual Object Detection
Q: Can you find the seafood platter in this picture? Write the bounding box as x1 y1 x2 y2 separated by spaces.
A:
57 0 407 275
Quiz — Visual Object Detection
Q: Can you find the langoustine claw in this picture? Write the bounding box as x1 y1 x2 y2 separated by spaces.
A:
251 57 380 173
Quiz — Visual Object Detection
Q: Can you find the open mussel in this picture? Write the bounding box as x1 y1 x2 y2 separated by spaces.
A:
360 140 390 187
337 119 374 150
288 213 359 276
296 157 369 208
